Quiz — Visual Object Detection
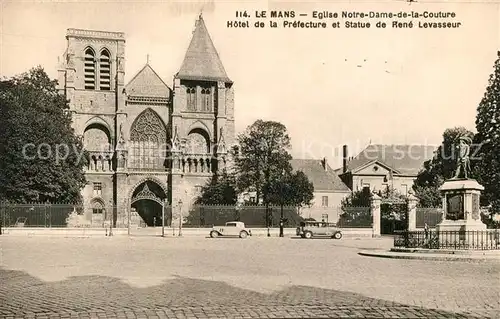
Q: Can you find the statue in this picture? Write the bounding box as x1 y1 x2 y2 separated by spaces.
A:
453 135 472 179
118 123 125 146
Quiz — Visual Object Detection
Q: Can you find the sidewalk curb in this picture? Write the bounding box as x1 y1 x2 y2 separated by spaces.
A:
358 250 500 261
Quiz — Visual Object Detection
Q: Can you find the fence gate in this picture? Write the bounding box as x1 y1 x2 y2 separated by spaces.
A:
129 184 171 236
380 198 408 234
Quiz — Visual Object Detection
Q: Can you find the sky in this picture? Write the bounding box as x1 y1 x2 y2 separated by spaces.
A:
1 0 499 168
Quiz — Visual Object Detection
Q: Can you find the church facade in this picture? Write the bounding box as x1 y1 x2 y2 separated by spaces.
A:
57 16 235 226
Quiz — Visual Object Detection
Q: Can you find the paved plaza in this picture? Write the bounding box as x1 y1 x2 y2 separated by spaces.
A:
0 236 499 318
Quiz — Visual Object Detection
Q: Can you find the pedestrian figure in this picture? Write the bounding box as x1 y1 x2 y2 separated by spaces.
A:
424 223 429 245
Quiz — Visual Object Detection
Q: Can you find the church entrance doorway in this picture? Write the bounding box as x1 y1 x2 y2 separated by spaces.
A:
129 180 171 236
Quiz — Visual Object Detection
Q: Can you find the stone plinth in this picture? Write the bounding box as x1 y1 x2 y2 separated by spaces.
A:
436 179 487 246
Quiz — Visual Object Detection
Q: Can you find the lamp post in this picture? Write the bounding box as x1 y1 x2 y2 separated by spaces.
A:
161 199 166 237
178 199 183 237
127 199 131 236
266 204 271 237
279 169 285 238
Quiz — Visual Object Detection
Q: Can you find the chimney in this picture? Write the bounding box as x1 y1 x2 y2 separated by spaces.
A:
342 144 348 173
321 157 327 171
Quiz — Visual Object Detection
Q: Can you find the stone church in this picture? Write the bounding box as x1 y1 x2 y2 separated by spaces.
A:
56 15 235 226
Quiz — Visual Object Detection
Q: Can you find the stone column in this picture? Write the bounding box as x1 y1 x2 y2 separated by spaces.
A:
407 193 419 231
371 194 381 237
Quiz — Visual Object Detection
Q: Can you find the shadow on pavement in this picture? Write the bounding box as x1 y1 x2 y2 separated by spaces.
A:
0 267 489 318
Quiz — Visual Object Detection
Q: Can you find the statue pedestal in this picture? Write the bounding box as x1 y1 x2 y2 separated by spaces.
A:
436 179 487 246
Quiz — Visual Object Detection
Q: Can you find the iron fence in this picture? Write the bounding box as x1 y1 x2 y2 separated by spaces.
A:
394 230 500 250
337 206 372 228
0 204 79 227
184 205 303 228
416 207 443 228
0 203 130 228
183 205 373 228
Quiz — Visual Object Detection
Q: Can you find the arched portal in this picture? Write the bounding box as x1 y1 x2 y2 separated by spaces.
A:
130 180 170 227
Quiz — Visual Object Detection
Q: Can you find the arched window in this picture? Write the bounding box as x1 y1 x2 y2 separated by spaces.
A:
92 200 104 215
201 88 211 111
186 128 210 154
186 87 196 111
84 48 96 90
129 109 167 170
99 49 111 91
83 123 112 152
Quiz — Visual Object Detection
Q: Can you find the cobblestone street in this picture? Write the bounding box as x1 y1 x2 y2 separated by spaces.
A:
1 236 499 318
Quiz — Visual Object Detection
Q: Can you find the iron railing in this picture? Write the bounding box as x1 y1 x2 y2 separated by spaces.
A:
416 207 443 228
0 203 130 228
184 205 303 228
394 230 500 250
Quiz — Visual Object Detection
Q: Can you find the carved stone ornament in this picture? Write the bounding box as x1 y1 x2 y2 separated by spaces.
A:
118 123 126 146
118 57 124 72
130 109 167 143
171 126 182 153
132 183 161 204
216 127 227 154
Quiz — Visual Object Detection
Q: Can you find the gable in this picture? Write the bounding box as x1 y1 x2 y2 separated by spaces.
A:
354 161 395 175
345 144 436 176
125 64 171 98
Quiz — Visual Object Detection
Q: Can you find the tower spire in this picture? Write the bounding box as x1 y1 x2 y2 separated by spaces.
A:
176 15 231 82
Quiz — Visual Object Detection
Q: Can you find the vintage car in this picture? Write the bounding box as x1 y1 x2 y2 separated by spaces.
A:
210 221 252 238
296 221 343 239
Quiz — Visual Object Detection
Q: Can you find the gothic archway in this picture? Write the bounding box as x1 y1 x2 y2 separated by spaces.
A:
129 108 168 170
130 180 170 227
83 123 112 151
186 128 210 154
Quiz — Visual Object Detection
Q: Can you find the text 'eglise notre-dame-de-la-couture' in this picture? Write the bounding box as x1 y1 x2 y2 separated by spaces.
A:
229 10 461 29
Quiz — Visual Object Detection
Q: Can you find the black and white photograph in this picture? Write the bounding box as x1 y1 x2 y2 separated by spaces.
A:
0 0 499 318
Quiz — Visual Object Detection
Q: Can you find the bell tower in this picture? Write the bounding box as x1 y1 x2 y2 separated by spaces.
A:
170 14 235 215
57 29 126 225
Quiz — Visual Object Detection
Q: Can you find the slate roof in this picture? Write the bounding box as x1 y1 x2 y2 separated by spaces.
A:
176 15 231 83
343 144 437 176
125 64 171 98
290 159 351 192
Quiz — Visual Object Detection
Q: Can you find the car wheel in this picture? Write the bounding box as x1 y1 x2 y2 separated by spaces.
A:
239 231 248 239
304 231 313 239
333 232 342 239
210 231 219 238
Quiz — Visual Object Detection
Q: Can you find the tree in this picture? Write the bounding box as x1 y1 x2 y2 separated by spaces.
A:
341 188 371 209
194 170 238 205
339 188 372 227
0 66 87 203
233 120 293 205
475 51 500 213
412 127 474 207
268 170 314 208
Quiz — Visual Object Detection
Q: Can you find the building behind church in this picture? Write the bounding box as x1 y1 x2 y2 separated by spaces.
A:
57 16 234 226
337 144 437 196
